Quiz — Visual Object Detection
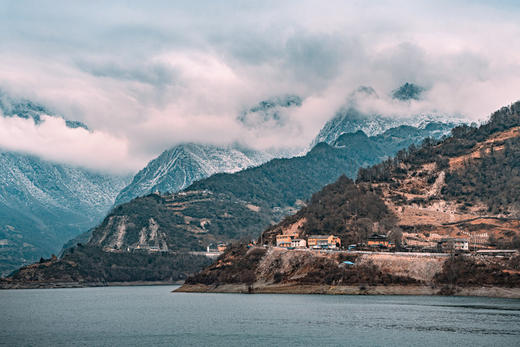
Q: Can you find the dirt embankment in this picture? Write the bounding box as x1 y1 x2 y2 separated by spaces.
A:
358 253 446 282
255 249 446 283
176 283 520 298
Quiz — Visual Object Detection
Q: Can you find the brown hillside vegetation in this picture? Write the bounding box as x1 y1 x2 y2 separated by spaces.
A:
448 126 520 169
264 101 520 250
356 102 520 248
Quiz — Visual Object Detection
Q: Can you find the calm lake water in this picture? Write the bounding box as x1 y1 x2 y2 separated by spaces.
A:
1 285 520 346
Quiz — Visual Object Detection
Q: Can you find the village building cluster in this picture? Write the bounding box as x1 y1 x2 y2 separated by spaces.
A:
276 234 341 250
274 232 473 253
205 228 486 257
203 233 516 261
128 234 475 257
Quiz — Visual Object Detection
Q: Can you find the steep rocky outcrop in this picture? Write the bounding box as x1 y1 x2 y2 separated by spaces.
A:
392 82 424 101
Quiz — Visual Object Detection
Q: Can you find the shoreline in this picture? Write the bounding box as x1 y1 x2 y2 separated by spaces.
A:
0 280 183 290
175 283 520 299
2 280 519 298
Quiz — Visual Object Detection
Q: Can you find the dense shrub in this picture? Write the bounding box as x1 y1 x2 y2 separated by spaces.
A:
434 255 520 287
299 258 417 286
443 137 520 214
264 175 397 245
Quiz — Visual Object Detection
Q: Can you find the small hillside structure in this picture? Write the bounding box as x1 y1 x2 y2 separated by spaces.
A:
307 235 341 249
276 235 293 247
367 234 393 248
291 239 307 248
438 238 469 252
207 244 218 253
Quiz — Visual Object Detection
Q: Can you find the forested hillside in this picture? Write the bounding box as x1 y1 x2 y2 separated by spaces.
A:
90 122 452 252
262 176 397 245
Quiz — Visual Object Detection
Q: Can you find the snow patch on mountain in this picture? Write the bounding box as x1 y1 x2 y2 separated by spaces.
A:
114 143 273 206
312 83 467 147
0 152 130 276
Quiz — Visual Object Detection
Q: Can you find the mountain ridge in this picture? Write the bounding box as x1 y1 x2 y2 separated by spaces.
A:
114 143 272 206
0 151 129 276
311 83 464 147
0 120 457 286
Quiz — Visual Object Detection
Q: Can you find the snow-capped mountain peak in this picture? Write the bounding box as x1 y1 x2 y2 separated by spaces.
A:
114 143 273 206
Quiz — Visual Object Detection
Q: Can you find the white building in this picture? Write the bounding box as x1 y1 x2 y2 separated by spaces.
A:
291 239 307 248
438 238 469 252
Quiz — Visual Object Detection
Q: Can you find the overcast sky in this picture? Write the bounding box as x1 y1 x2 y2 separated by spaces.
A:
1 0 519 174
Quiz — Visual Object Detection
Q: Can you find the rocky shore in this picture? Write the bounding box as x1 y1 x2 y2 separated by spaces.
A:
175 283 520 298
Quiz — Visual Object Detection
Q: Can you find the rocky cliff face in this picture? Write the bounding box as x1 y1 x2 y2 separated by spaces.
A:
114 144 271 206
392 82 425 101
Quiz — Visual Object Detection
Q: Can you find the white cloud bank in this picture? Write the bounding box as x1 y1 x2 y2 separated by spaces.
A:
0 0 519 174
0 115 144 174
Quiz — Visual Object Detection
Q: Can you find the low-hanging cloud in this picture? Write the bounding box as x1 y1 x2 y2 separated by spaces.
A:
0 0 519 174
0 115 145 175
